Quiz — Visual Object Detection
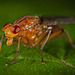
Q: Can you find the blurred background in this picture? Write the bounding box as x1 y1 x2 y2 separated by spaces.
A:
0 0 75 75
0 0 75 25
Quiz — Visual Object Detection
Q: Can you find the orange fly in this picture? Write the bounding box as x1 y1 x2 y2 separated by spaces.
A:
0 16 75 68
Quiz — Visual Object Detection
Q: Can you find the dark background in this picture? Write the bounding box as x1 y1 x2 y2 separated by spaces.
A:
0 0 75 75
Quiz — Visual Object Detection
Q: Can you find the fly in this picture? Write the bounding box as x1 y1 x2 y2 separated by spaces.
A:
0 16 75 69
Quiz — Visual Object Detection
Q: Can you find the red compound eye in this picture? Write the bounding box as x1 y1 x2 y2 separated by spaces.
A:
4 23 9 27
11 25 20 34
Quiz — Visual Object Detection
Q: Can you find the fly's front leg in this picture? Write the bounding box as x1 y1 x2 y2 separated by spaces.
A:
0 35 4 51
6 37 21 65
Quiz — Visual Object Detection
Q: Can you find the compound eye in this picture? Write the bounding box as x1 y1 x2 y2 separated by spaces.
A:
11 25 20 34
4 23 9 27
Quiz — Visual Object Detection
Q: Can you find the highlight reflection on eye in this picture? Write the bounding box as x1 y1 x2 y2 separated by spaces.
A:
11 25 20 34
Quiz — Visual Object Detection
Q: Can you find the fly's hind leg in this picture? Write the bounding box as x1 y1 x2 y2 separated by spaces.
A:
61 29 75 69
64 29 75 48
41 29 75 48
61 59 75 69
40 28 75 69
6 37 21 65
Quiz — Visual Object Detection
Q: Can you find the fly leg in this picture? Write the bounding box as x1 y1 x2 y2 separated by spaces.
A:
31 30 49 63
40 29 62 63
0 35 4 51
6 37 21 65
32 30 48 47
64 29 75 48
32 27 52 63
40 29 75 69
40 30 63 45
61 59 75 69
40 29 52 63
61 29 75 69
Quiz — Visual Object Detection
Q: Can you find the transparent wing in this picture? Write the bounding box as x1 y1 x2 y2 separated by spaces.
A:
40 16 75 25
